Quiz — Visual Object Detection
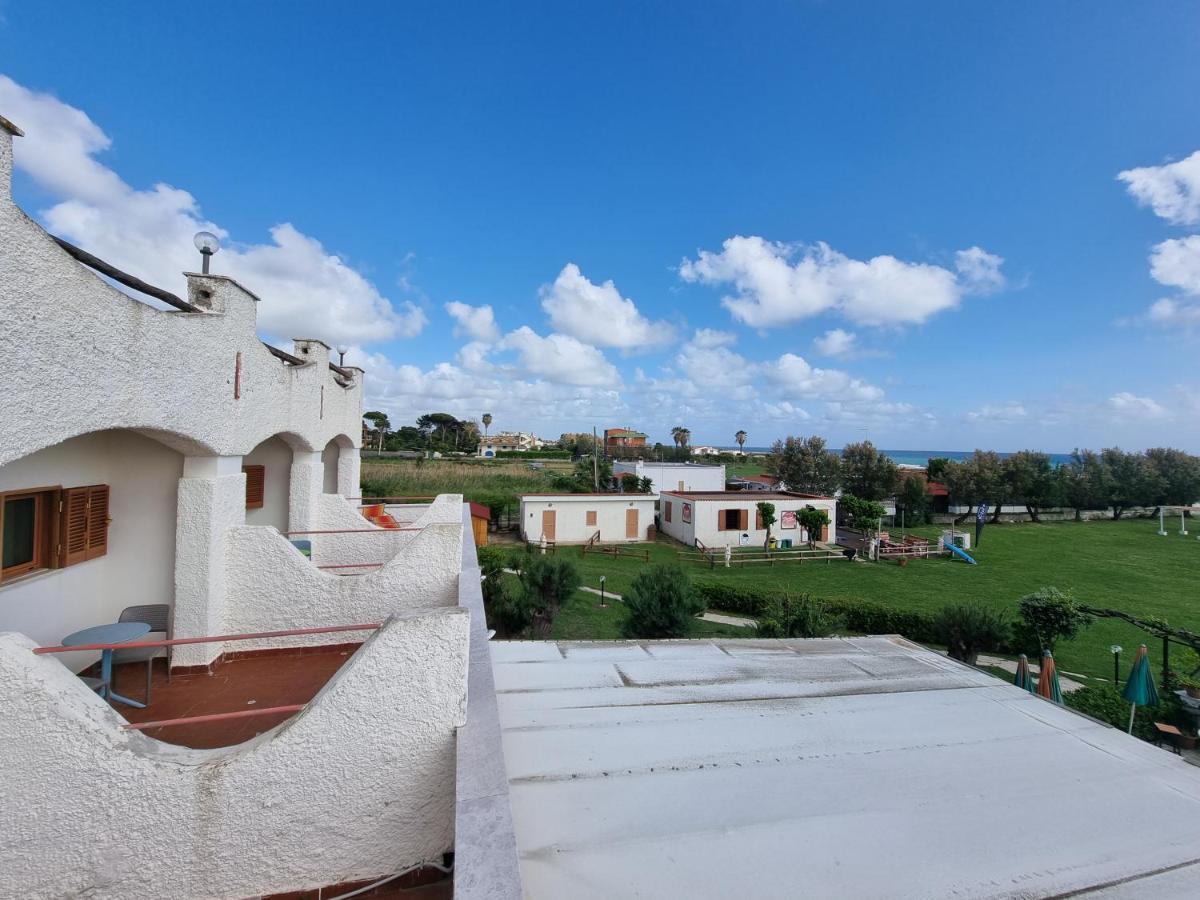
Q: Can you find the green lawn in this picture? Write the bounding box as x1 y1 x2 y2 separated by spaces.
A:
558 519 1200 681
549 588 756 640
725 459 770 478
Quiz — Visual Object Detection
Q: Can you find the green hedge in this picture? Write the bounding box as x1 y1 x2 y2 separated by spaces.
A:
693 581 939 643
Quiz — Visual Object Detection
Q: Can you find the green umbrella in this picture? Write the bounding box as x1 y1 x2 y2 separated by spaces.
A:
1036 651 1063 704
1121 644 1159 734
1014 654 1035 692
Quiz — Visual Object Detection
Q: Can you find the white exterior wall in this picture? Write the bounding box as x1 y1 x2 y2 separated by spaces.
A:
519 496 658 544
0 610 469 900
243 435 294 532
612 461 726 493
0 430 182 668
659 493 837 548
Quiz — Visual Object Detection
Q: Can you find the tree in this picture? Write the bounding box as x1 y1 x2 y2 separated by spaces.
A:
572 454 611 491
1100 448 1150 519
638 477 654 494
942 459 976 524
926 457 951 481
518 554 581 637
560 432 596 457
620 473 640 493
796 505 831 545
621 565 704 638
758 594 844 638
895 474 931 526
1003 450 1060 522
481 412 493 439
1061 449 1109 520
1144 448 1200 512
769 435 840 495
840 494 885 533
479 546 530 637
935 603 1011 665
840 440 900 501
363 411 390 451
1017 586 1092 655
735 430 747 454
756 501 777 550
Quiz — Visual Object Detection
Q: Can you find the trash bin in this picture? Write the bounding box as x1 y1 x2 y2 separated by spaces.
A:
780 538 793 549
769 537 778 549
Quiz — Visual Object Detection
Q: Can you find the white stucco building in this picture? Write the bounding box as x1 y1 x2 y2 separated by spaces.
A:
0 114 496 899
519 494 658 544
658 490 837 548
612 459 726 493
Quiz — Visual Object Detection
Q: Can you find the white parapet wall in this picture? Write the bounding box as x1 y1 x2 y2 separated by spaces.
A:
0 609 469 900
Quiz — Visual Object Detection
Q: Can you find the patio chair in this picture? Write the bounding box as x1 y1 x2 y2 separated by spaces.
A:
112 604 170 704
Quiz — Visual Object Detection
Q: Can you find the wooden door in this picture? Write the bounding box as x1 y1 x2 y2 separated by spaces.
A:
541 509 556 541
626 508 639 539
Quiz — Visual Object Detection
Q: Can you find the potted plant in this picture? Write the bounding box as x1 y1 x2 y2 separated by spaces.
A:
1179 673 1200 700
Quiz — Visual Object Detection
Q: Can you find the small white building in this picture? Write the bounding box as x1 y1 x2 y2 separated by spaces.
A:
612 460 726 494
519 494 658 544
658 491 837 548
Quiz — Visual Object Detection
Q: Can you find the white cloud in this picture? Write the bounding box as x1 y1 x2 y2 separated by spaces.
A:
678 235 1005 328
1118 150 1200 226
498 327 621 387
1107 392 1168 419
966 402 1028 423
0 74 424 345
539 263 675 349
1149 235 1200 296
1147 297 1200 326
813 328 857 357
445 301 500 342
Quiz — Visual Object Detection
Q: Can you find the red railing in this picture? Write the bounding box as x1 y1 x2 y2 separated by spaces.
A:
35 623 382 733
282 527 421 536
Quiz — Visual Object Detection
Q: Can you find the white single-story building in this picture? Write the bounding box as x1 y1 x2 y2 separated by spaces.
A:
519 494 658 544
658 491 837 548
612 460 726 494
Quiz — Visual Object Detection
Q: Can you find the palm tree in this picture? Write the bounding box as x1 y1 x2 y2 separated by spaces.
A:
680 428 691 449
670 426 685 449
482 412 493 438
735 430 747 455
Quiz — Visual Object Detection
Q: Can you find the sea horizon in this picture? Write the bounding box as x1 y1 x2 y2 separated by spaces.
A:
716 447 1075 467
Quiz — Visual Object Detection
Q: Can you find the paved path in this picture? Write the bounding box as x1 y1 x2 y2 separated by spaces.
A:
960 652 1088 693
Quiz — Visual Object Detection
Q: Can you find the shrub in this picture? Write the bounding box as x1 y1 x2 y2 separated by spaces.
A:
518 554 581 637
934 603 1010 665
692 581 770 617
758 593 845 638
1017 586 1092 655
825 599 940 644
486 578 537 638
622 565 705 638
1063 683 1182 742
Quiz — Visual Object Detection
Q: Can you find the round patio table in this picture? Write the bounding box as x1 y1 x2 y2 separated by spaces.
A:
62 621 152 709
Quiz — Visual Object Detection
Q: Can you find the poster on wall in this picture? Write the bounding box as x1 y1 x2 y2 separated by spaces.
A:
781 510 797 530
682 502 692 524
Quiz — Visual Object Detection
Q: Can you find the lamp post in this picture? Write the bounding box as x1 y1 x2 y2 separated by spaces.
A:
599 575 607 608
336 345 348 366
1111 645 1122 687
193 231 220 274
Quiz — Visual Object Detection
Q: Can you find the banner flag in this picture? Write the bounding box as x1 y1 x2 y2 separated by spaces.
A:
976 503 988 547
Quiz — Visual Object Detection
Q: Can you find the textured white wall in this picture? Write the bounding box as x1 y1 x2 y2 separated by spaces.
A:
243 435 293 532
0 430 182 667
519 497 658 543
0 609 469 900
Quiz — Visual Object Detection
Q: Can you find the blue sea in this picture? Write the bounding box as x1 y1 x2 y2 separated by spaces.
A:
723 447 1074 467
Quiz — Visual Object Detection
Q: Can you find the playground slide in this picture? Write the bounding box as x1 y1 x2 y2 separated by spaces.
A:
944 540 977 565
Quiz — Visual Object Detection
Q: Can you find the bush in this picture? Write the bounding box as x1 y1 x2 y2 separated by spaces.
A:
518 554 581 637
486 578 537 638
933 603 1010 665
693 581 770 617
622 565 705 638
1017 586 1092 655
825 599 941 644
758 593 844 638
1063 684 1179 742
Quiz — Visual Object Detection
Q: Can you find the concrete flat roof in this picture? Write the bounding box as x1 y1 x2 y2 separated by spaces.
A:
492 636 1200 899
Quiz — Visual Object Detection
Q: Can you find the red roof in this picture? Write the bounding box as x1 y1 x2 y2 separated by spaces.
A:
469 502 490 520
926 481 950 497
741 474 778 485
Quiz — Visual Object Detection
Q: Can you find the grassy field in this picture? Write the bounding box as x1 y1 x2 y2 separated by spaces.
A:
725 458 770 478
558 519 1200 682
360 458 561 504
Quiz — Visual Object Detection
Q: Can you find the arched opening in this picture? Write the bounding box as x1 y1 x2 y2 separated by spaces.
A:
242 435 294 532
322 434 356 496
0 428 184 655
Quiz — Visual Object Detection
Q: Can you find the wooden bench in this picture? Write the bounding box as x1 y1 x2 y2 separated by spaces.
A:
1154 722 1183 754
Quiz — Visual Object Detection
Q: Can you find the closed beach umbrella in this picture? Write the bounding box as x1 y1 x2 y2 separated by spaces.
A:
1013 654 1035 692
1036 651 1063 704
1121 644 1159 734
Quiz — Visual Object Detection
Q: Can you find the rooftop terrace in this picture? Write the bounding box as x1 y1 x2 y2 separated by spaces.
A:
492 635 1200 899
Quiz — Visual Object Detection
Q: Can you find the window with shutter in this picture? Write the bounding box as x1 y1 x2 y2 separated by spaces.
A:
739 509 749 530
755 508 763 530
243 465 266 509
86 485 109 560
664 501 672 523
60 485 110 568
2 488 57 582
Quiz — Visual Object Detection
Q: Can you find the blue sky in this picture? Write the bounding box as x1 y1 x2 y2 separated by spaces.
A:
3 1 1200 450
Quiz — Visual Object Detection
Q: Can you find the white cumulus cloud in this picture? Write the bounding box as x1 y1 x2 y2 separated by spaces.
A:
0 74 425 345
539 263 675 349
445 301 500 342
966 402 1028 423
1118 150 1200 226
1107 392 1168 419
678 235 1004 328
813 328 858 357
498 327 621 388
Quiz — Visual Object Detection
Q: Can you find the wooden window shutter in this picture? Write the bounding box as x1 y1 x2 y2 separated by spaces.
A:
586 510 597 527
664 501 672 523
755 508 763 530
739 509 749 530
244 465 265 509
85 485 109 560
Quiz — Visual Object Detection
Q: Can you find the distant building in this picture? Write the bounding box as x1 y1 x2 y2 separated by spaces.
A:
728 473 784 491
613 460 726 494
486 431 543 454
658 491 837 548
603 427 647 451
519 493 658 544
690 445 723 457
